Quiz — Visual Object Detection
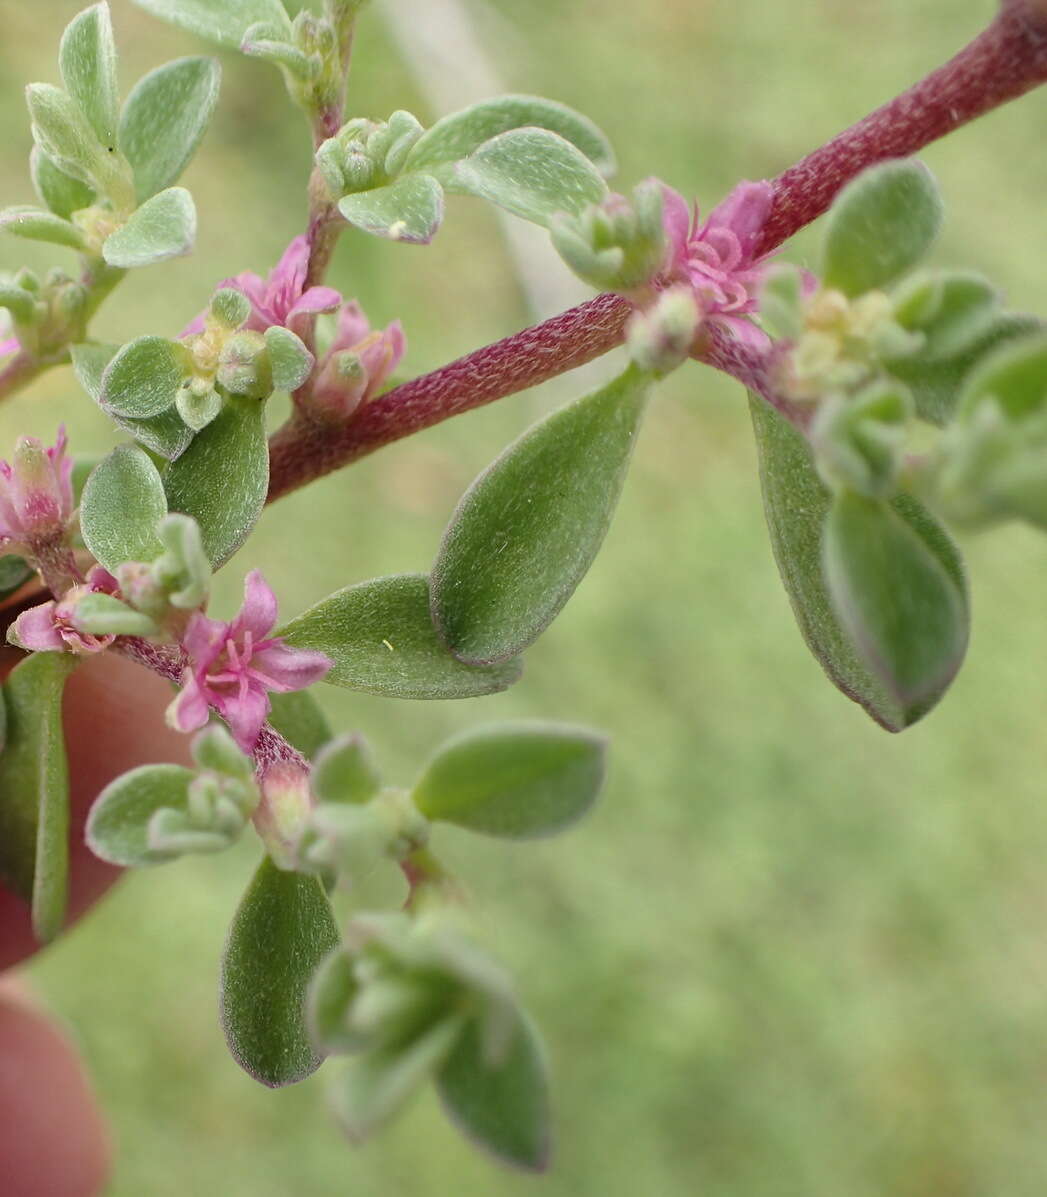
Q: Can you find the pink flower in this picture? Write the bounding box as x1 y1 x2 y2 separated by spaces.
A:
0 426 75 552
0 336 18 363
10 566 119 655
661 179 775 348
167 570 332 754
311 301 406 419
182 236 341 339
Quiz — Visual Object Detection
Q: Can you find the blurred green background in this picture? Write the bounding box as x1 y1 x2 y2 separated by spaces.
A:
5 1 1047 1193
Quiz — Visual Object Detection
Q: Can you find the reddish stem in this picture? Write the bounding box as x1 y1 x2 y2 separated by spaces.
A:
266 4 1047 501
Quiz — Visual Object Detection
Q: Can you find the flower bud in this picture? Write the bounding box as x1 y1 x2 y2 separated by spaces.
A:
626 286 700 376
0 426 74 551
217 330 273 398
254 761 315 870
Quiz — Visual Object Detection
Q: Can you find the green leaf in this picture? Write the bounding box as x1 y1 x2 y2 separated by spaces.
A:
822 160 943 297
0 654 78 944
85 763 196 866
824 489 968 711
264 325 314 392
0 557 33 602
266 690 332 760
220 855 340 1087
103 186 197 268
337 174 444 244
431 366 650 665
119 57 222 203
454 128 608 226
80 444 167 571
436 1012 550 1172
163 397 269 567
413 722 606 839
101 335 191 419
886 314 1042 426
131 0 292 49
406 95 615 182
331 1018 466 1141
25 83 103 189
31 148 95 219
311 735 382 806
750 395 966 730
73 592 158 637
278 574 522 700
59 3 119 150
0 206 85 250
307 947 360 1054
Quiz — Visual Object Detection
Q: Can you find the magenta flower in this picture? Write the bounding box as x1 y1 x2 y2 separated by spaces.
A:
183 236 341 339
0 335 18 364
167 570 332 754
0 426 75 552
10 566 119 655
311 301 406 419
661 179 775 348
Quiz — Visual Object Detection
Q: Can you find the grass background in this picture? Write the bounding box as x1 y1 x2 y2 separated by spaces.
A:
5 1 1047 1193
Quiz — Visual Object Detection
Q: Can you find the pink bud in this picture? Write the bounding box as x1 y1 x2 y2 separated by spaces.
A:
0 427 74 551
253 761 314 870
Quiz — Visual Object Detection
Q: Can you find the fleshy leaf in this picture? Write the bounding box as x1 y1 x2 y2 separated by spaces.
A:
119 57 222 202
431 366 650 665
307 947 360 1055
454 128 608 226
823 490 968 709
0 557 33 602
278 574 522 700
405 95 615 182
85 764 196 866
220 855 340 1087
264 325 314 392
337 174 444 245
102 186 197 268
101 335 191 419
412 722 606 839
25 83 103 190
0 206 85 250
436 1011 551 1172
750 395 967 730
31 148 95 219
163 397 269 566
80 444 167 571
311 735 382 806
266 690 332 760
821 160 943 297
330 1018 466 1142
131 0 293 49
0 654 78 944
59 2 119 150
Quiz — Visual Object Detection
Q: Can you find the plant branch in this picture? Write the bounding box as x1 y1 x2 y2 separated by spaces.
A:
266 4 1047 500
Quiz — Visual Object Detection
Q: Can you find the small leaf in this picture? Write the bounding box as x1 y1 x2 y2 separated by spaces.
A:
264 325 314 392
337 174 445 244
312 735 382 806
436 1011 550 1172
822 160 943 297
31 148 95 219
413 722 606 839
220 855 340 1087
454 128 608 226
85 763 195 866
0 206 85 250
73 593 158 637
119 57 222 202
431 366 650 665
103 187 197 268
266 690 332 759
80 444 167 571
823 489 968 710
59 2 119 150
331 1018 465 1141
406 94 615 181
750 395 967 729
278 574 522 700
307 947 360 1055
0 654 78 944
25 83 102 189
163 396 269 567
0 557 34 602
131 0 293 49
100 335 190 418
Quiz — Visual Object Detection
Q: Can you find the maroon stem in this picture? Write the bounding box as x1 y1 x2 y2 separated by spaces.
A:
261 4 1047 500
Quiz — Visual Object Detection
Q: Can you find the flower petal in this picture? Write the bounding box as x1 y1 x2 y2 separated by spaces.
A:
216 683 270 753
250 640 332 691
705 180 774 259
9 602 65 651
167 671 213 735
233 569 278 641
